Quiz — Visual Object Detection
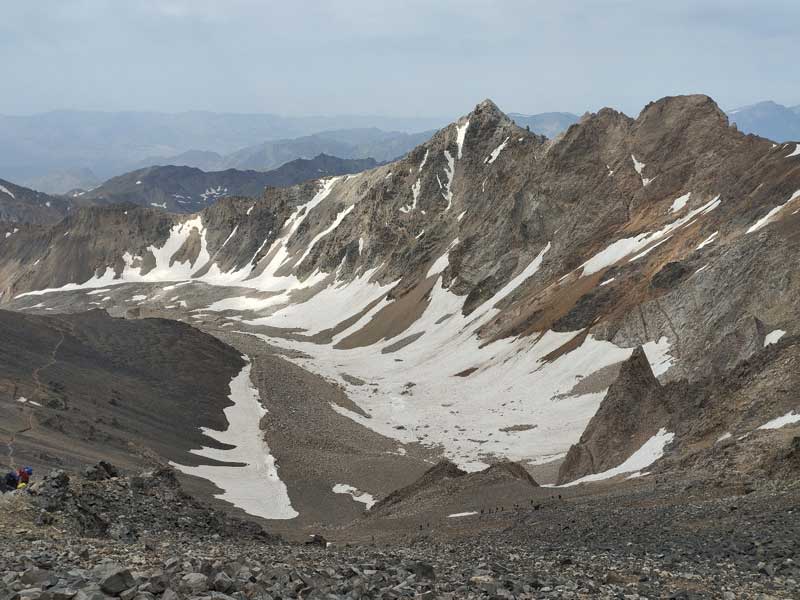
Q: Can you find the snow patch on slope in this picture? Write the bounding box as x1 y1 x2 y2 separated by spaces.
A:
562 428 674 487
758 411 800 430
764 329 786 347
746 190 800 233
631 155 652 186
485 137 510 164
171 359 297 520
669 192 691 213
455 120 469 159
296 204 354 266
332 483 376 509
580 196 721 276
441 151 455 210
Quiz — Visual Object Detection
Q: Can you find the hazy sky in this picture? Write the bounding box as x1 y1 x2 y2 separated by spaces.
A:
2 0 798 118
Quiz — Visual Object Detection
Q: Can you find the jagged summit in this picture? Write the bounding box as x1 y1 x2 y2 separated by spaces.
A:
2 92 799 507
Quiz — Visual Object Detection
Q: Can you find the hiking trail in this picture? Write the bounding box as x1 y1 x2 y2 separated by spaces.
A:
3 330 64 469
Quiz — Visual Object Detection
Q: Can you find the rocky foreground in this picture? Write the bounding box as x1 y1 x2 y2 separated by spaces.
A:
2 467 799 599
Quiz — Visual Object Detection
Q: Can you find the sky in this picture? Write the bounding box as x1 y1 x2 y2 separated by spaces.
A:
2 0 799 118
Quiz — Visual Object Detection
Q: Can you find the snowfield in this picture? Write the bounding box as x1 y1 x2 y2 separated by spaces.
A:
11 175 681 473
171 359 297 520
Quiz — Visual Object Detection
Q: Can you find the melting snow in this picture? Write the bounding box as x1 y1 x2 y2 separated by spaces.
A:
400 178 422 213
696 231 718 250
17 214 212 297
247 205 255 216
332 483 376 509
171 359 297 519
562 428 674 486
0 184 15 198
758 411 800 430
580 196 721 276
419 149 429 171
448 511 478 518
631 155 652 186
219 225 239 250
135 180 142 185
786 144 800 158
455 120 469 159
246 266 674 471
764 329 786 347
485 137 510 164
716 432 732 443
441 151 455 210
426 238 459 278
669 193 691 213
150 202 167 209
746 190 800 233
296 204 354 266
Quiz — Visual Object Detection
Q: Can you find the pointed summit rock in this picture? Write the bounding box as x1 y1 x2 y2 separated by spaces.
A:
557 346 668 484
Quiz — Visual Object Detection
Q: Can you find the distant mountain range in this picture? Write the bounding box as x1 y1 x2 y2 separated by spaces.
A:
140 128 434 173
6 102 797 196
76 154 379 213
0 154 380 222
0 110 448 193
507 112 580 138
0 109 585 195
727 101 800 142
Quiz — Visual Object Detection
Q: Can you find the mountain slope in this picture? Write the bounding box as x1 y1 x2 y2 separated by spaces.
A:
2 95 800 492
727 100 800 141
0 178 71 225
0 309 244 474
78 154 379 212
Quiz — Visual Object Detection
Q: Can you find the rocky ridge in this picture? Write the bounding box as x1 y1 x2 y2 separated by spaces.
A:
2 94 800 485
77 155 380 213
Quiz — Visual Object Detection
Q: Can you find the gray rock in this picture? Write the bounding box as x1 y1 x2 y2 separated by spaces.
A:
180 574 208 594
21 570 58 588
94 566 134 596
211 573 232 593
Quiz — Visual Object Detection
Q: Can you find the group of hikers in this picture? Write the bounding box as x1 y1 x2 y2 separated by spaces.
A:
0 467 33 493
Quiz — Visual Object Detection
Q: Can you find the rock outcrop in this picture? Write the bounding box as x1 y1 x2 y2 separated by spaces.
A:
558 347 667 484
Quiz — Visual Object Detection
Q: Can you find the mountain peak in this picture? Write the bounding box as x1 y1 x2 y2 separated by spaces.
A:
466 98 510 124
636 94 728 128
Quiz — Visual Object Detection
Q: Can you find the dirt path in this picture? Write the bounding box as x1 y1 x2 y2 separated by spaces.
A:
3 330 64 469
